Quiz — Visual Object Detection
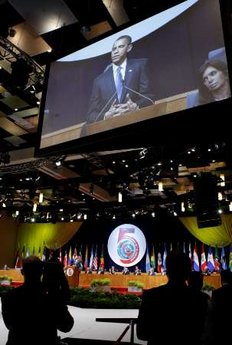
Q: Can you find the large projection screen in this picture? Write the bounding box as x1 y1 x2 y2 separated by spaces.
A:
37 0 231 155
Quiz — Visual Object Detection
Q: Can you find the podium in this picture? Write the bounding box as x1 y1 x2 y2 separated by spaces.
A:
40 92 188 149
64 265 80 287
85 92 187 136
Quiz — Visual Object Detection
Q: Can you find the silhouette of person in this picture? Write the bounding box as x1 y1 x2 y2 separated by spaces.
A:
188 271 204 290
198 59 230 105
1 256 74 345
204 269 232 345
136 251 208 345
86 35 154 123
42 257 71 303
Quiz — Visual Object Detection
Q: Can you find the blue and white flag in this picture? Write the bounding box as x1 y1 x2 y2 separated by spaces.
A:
145 245 151 273
207 246 215 272
162 244 167 272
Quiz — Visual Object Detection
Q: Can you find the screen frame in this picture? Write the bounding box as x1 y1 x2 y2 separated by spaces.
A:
35 0 232 157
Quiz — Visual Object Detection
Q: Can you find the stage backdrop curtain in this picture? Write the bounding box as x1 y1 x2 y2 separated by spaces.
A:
16 221 83 255
179 214 232 247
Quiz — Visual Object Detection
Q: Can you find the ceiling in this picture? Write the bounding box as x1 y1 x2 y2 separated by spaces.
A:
0 0 232 223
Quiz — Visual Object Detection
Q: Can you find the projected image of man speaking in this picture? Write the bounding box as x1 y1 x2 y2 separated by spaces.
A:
86 35 154 124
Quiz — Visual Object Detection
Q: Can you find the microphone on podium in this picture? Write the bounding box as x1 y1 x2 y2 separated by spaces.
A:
122 80 155 105
95 91 118 122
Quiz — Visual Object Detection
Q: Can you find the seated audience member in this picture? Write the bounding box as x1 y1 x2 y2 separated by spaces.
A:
148 267 156 276
134 266 141 275
1 256 74 345
122 267 130 275
198 59 230 105
109 265 116 274
97 267 105 274
137 251 208 345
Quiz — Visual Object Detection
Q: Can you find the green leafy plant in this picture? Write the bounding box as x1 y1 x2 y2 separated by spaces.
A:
0 275 12 283
202 283 215 291
69 287 142 309
90 278 111 287
128 280 144 289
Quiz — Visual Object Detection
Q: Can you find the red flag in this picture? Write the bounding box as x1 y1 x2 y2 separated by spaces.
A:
200 244 207 272
63 250 68 267
99 244 105 269
157 252 162 273
92 245 98 271
15 247 22 269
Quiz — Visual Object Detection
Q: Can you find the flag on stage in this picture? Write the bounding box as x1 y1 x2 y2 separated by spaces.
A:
58 247 62 263
68 247 72 265
42 244 47 262
92 245 98 271
25 246 30 258
207 246 215 272
214 246 221 272
89 245 94 269
14 247 22 269
145 245 151 273
84 245 89 270
193 244 200 272
63 250 68 267
99 244 105 269
229 244 232 272
183 242 186 254
38 246 42 260
72 247 78 262
150 245 156 271
200 244 207 273
162 244 167 273
188 242 192 260
157 252 162 273
221 246 227 270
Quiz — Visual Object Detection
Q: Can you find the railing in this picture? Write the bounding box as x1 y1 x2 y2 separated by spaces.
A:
96 318 138 344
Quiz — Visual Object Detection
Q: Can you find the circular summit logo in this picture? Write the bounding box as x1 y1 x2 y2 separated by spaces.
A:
107 224 146 267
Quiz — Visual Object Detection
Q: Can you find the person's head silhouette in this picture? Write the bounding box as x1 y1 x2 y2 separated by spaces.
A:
166 251 191 284
21 255 43 284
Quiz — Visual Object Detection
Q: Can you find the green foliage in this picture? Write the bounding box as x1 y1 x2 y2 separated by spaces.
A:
90 278 111 287
0 275 13 282
202 283 215 291
128 280 144 289
69 287 141 309
0 285 14 296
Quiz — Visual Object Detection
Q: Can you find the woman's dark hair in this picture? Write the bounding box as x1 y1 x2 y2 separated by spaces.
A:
198 59 229 104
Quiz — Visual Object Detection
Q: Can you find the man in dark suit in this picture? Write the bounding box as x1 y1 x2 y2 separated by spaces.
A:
1 256 74 345
136 252 208 345
86 35 154 123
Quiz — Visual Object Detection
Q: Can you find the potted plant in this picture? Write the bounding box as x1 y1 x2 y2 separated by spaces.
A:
202 283 215 298
128 280 144 292
0 275 12 286
90 278 111 292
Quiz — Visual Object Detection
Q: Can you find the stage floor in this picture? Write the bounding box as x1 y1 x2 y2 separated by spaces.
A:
0 302 146 345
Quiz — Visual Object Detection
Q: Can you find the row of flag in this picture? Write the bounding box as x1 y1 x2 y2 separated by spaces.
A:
14 242 232 273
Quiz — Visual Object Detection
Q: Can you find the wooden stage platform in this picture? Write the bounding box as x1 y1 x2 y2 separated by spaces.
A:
0 268 222 290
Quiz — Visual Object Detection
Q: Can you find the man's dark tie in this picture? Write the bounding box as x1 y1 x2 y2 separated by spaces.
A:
115 66 123 102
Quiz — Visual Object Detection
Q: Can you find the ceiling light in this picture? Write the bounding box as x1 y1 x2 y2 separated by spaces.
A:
118 191 123 203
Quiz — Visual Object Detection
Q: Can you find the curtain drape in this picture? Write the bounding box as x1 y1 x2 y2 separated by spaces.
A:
179 214 232 247
16 221 83 254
